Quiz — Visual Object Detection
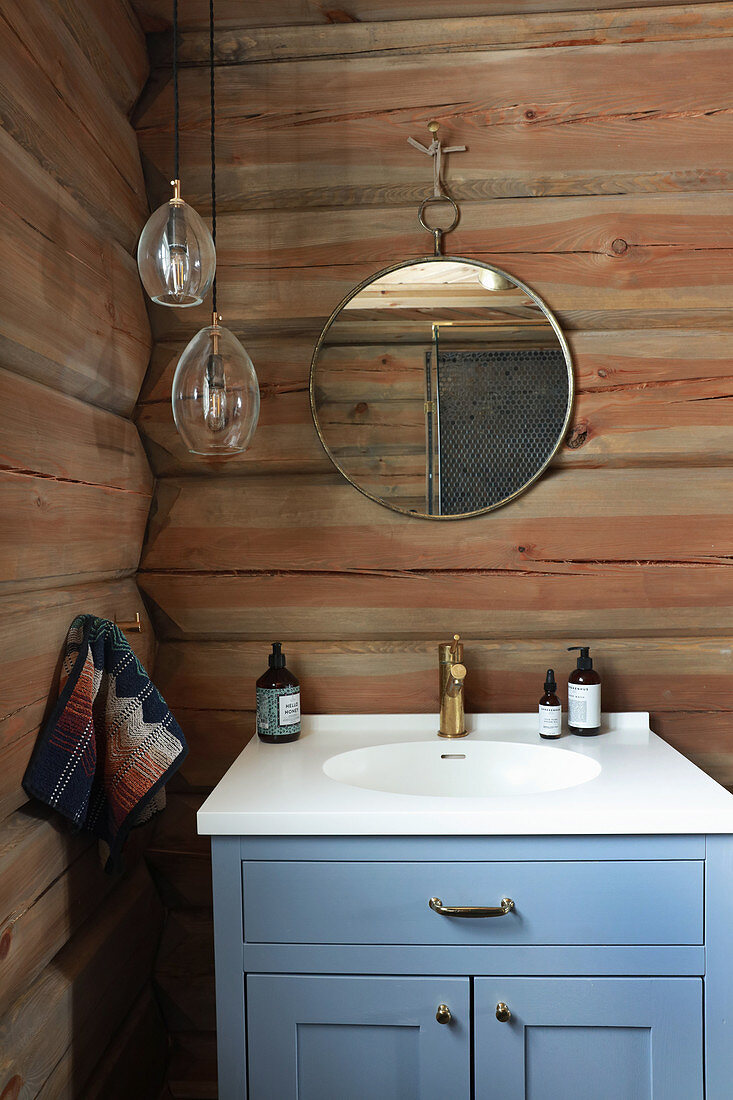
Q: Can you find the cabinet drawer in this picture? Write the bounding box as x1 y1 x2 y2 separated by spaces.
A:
242 860 703 946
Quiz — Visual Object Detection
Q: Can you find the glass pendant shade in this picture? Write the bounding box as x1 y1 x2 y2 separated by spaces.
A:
137 181 216 307
172 317 260 455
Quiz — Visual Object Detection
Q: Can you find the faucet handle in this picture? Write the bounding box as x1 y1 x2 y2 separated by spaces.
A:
450 662 467 683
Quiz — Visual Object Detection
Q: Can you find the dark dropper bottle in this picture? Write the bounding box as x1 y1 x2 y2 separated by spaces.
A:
539 668 562 739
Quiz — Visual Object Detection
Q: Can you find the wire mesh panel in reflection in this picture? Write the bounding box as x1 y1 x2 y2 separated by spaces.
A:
436 347 569 514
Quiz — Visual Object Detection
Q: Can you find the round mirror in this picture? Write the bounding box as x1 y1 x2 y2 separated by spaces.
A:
310 257 573 519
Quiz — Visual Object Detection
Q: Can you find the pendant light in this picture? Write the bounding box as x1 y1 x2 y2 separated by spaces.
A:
171 0 260 456
136 0 215 306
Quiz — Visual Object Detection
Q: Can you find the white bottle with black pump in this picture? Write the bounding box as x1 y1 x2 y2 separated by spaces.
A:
567 645 601 735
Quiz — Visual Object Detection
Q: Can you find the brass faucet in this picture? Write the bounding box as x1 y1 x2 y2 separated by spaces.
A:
438 634 468 738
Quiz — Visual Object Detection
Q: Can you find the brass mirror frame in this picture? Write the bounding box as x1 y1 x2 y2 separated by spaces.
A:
309 255 575 520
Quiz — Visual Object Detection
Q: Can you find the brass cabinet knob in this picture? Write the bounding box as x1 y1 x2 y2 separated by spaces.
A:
436 1003 452 1025
496 1002 512 1023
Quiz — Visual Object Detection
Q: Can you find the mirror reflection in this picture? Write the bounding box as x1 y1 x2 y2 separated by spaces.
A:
310 259 573 518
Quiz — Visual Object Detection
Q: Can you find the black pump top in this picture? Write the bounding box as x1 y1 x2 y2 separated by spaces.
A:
544 668 557 693
268 642 286 669
568 645 593 670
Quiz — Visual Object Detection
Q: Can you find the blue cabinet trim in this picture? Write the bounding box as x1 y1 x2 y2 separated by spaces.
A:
238 834 705 861
241 943 705 977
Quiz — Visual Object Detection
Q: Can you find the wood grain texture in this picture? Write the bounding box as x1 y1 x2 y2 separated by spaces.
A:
131 0 729 31
133 3 733 1085
0 13 147 252
175 4 733 64
54 0 149 113
0 473 151 588
0 370 153 492
0 864 163 1100
0 4 163 1096
80 986 167 1100
0 124 151 415
141 467 733 573
137 34 733 216
156 909 216 1032
0 843 114 1021
166 1031 217 1100
139 566 733 641
153 638 733 717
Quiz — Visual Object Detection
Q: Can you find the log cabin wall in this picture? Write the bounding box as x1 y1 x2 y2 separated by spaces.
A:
0 2 168 1097
133 1 733 1094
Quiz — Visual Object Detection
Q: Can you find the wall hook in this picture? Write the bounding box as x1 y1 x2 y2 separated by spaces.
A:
115 612 143 633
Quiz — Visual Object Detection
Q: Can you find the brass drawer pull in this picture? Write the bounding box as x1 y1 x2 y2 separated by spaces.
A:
496 1002 512 1023
429 896 514 918
435 1003 452 1025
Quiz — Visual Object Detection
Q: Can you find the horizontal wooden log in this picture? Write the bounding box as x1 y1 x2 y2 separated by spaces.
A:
0 15 147 251
141 467 733 574
177 3 733 64
140 328 733 406
141 36 733 132
139 370 733 478
156 909 215 1032
140 564 733 642
0 579 154 823
55 0 149 114
0 807 87 936
0 369 153 493
0 124 151 415
137 38 733 213
0 862 163 1100
141 191 733 342
167 1031 217 1100
131 0 729 32
0 843 114 1021
147 849 213 910
154 637 733 717
0 472 151 589
165 711 254 792
80 985 167 1100
1 0 145 204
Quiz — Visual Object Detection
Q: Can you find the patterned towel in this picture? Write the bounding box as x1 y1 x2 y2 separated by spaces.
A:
23 615 187 871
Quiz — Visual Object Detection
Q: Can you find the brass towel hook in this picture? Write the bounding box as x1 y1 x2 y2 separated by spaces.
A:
115 612 143 633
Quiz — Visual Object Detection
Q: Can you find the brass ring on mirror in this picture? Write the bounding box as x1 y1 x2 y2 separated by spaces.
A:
418 195 460 236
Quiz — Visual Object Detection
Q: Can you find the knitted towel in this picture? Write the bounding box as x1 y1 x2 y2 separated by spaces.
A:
23 614 187 871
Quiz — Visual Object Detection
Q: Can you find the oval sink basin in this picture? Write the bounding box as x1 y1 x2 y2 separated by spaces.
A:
323 740 601 798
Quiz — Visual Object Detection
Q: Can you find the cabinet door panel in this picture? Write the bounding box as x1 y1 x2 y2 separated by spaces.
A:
247 974 470 1099
474 977 702 1100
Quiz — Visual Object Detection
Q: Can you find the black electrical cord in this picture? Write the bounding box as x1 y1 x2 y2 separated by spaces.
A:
209 0 217 314
173 0 180 181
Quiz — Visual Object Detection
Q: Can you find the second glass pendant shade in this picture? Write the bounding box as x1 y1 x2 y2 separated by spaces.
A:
137 180 216 307
172 315 260 455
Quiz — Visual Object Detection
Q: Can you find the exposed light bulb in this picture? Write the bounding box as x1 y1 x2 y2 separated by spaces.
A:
478 266 514 292
172 313 260 456
203 332 228 433
137 180 216 307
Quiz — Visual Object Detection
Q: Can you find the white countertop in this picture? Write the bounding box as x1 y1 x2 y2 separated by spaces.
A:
197 713 733 836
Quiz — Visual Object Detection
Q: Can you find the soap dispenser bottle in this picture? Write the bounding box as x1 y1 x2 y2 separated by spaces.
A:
567 645 601 735
256 642 301 743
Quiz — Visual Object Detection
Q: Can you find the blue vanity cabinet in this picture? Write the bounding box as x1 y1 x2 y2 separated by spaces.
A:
210 834 733 1099
247 975 471 1099
474 977 703 1099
